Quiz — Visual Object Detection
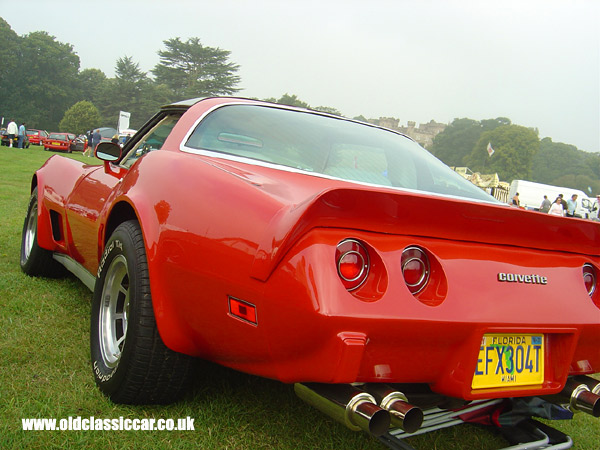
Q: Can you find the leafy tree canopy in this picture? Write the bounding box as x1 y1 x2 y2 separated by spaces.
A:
152 37 241 99
430 117 511 167
464 125 540 181
59 101 102 135
265 93 341 115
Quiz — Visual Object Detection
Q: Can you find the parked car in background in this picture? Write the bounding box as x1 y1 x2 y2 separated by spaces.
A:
1 129 30 147
26 129 49 146
71 136 87 152
42 132 78 153
20 97 600 445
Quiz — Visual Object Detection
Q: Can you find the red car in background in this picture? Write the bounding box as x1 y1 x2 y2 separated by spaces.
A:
42 132 78 153
26 129 48 146
20 97 600 446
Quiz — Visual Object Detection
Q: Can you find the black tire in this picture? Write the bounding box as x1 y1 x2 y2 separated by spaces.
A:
20 187 66 277
90 220 195 404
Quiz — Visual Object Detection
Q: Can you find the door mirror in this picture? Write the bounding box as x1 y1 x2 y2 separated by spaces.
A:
96 142 122 162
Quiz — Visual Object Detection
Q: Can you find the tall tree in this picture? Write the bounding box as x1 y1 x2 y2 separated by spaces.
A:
152 37 240 99
13 31 80 130
429 118 482 167
464 125 540 181
97 56 170 129
78 68 108 106
59 101 102 135
0 18 21 123
430 117 510 167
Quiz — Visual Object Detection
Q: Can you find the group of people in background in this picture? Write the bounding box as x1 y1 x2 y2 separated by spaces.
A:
83 129 102 157
5 119 27 148
544 193 578 217
515 192 581 217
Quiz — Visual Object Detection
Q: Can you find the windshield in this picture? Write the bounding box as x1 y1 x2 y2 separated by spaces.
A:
184 104 498 203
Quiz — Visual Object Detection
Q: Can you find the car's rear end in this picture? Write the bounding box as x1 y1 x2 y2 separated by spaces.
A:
171 100 599 439
26 129 46 145
43 133 72 152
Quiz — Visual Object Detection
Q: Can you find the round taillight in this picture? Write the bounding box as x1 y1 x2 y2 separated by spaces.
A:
583 264 597 296
401 247 430 294
336 239 370 291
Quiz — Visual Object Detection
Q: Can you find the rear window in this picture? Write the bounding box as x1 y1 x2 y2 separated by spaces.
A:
184 104 498 203
48 133 67 140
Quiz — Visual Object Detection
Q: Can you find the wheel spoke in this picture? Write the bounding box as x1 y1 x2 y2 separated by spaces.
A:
98 254 130 369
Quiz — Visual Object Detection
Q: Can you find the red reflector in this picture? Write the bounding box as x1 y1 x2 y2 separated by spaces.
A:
583 264 597 297
339 253 363 280
401 246 430 295
228 297 257 325
403 258 426 286
336 239 370 291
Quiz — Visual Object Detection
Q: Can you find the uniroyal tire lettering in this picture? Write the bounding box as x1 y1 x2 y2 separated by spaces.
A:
97 239 123 277
93 360 116 382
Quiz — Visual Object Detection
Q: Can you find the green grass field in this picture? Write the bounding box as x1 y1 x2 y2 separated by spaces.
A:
0 146 598 449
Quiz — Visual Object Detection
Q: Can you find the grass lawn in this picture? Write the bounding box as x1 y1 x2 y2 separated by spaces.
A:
0 146 598 449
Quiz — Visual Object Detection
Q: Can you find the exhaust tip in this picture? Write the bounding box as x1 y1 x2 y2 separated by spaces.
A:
369 409 392 436
395 405 424 434
574 389 600 417
366 385 424 433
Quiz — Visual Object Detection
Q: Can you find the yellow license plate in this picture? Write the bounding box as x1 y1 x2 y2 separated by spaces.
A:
472 334 544 389
52 142 62 146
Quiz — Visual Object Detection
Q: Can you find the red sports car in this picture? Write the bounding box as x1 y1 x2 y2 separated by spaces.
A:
26 128 48 146
42 132 77 152
20 97 599 445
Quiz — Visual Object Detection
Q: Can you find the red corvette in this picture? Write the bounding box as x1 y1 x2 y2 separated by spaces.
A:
21 97 599 444
42 132 77 153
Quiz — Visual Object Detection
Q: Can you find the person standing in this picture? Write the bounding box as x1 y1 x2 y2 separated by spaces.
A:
512 193 520 207
6 119 18 147
90 129 101 157
539 195 551 213
566 194 578 217
549 197 565 216
17 122 26 148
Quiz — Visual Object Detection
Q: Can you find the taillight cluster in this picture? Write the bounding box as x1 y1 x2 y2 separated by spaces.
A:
400 247 430 294
336 239 370 291
335 239 447 305
583 263 599 308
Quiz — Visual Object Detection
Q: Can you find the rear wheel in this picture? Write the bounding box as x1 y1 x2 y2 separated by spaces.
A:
20 187 66 277
90 220 194 404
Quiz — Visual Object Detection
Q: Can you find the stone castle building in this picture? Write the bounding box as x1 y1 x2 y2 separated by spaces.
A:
368 117 447 149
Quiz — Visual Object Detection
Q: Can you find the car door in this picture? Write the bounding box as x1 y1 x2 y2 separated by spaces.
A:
64 112 184 275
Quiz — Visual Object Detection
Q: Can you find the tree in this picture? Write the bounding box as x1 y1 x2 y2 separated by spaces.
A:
152 37 240 99
78 68 108 106
531 138 595 184
59 101 102 135
429 118 482 167
314 106 342 116
96 56 172 129
464 125 540 181
265 93 310 108
430 117 511 167
0 18 21 121
12 31 80 130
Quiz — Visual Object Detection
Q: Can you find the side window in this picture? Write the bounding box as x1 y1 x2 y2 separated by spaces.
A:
121 113 182 168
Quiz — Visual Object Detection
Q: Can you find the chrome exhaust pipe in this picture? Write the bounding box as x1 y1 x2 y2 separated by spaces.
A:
573 375 600 395
555 377 600 417
294 383 391 436
363 384 423 433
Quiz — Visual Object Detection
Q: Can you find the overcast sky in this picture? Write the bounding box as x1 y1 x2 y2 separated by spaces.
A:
3 0 599 152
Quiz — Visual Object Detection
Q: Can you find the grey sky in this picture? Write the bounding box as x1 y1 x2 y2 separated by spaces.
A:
3 0 599 152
